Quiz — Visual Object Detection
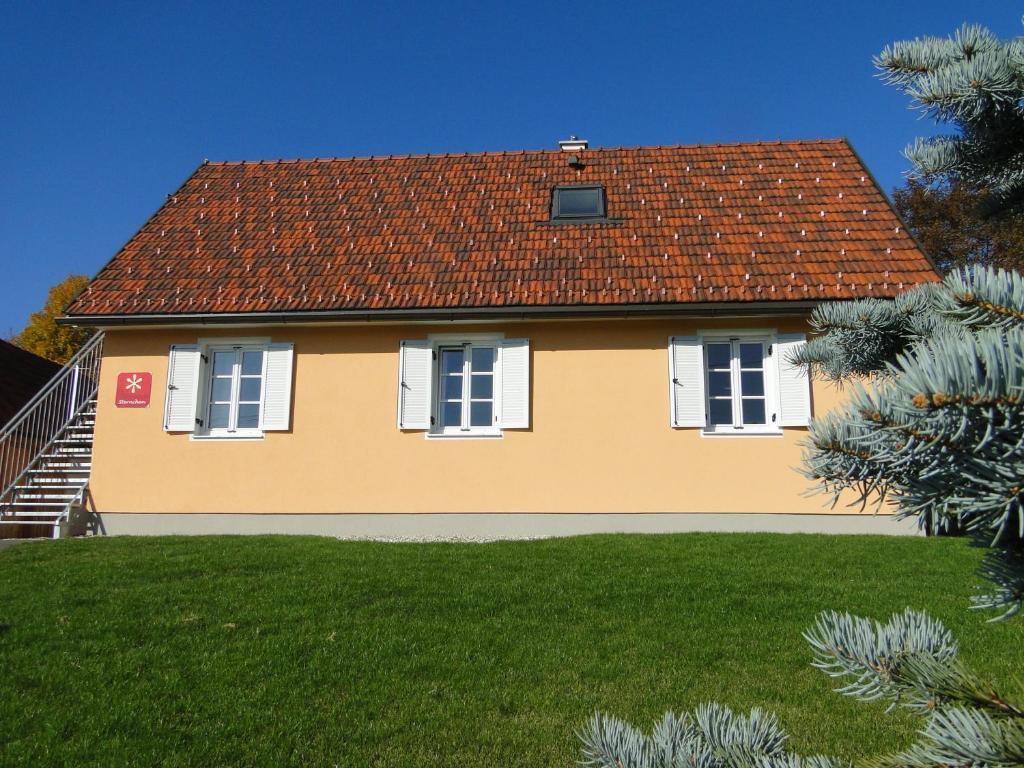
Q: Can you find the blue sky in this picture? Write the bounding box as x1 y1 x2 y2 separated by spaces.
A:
1 1 1019 336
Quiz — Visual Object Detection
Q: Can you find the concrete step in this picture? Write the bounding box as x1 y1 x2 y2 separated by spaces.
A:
3 499 72 505
13 493 77 505
0 517 61 524
14 483 79 489
14 479 88 488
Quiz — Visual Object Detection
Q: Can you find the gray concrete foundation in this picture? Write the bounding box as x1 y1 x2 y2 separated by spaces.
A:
93 512 920 539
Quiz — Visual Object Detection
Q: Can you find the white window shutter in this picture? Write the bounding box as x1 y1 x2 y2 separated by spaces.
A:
669 336 706 428
164 344 201 432
499 338 530 429
398 340 433 429
776 333 811 426
261 342 294 431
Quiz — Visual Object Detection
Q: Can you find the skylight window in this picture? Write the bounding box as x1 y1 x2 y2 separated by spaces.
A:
551 185 606 220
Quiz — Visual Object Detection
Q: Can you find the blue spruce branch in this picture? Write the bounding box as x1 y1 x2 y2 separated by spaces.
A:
875 23 1024 215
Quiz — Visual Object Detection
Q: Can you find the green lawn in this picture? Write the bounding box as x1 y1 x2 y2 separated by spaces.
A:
0 534 1020 767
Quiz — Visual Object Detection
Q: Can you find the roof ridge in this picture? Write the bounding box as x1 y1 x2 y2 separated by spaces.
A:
203 138 850 167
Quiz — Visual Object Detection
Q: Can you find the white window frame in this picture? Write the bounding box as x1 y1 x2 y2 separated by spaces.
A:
194 336 271 440
427 332 503 439
700 330 782 437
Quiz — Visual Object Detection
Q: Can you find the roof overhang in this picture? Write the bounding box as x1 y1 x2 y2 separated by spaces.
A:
59 300 825 329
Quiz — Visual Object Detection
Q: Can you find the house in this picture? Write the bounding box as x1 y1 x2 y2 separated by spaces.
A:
0 340 61 429
56 138 938 537
0 340 63 536
0 340 62 486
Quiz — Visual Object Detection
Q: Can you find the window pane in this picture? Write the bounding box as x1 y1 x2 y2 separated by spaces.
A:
441 349 464 375
241 351 264 375
471 375 493 399
742 399 766 425
471 346 494 373
740 371 764 397
470 401 492 427
706 343 731 369
240 377 262 402
709 399 733 426
708 371 731 397
213 351 234 376
443 375 462 401
556 187 603 217
237 403 260 429
208 403 229 429
442 402 461 428
739 343 763 369
211 377 232 402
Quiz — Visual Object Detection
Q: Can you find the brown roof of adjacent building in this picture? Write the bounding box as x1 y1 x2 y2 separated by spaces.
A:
0 340 61 427
66 139 938 320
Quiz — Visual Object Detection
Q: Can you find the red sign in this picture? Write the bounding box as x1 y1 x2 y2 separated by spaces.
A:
115 372 152 408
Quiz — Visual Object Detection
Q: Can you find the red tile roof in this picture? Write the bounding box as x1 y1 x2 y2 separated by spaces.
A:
66 139 938 320
0 340 61 427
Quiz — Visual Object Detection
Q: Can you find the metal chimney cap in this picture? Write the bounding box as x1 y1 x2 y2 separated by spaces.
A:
558 136 589 152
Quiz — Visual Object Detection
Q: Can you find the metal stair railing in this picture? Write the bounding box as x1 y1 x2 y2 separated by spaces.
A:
0 332 105 513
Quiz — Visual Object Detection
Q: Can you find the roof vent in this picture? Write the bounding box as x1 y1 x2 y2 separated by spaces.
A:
558 136 589 152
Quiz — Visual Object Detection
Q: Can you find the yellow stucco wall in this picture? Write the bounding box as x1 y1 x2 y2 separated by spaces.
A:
90 317 860 515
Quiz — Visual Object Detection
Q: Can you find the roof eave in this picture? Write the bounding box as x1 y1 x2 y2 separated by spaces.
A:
58 300 833 329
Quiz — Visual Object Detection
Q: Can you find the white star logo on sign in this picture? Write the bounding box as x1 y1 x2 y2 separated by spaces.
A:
125 374 144 394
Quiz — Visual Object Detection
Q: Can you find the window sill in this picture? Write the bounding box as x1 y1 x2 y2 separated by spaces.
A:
700 428 783 438
425 430 503 440
189 433 265 442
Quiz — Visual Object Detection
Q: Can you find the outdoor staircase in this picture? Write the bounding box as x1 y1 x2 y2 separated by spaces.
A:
0 333 103 538
1 401 96 535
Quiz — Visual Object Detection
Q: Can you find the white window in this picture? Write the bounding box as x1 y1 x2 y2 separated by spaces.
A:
164 339 294 437
398 336 530 437
669 331 810 434
204 346 266 435
704 338 772 432
437 344 497 435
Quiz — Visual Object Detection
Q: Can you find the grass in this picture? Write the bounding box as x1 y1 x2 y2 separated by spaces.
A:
0 534 1021 767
